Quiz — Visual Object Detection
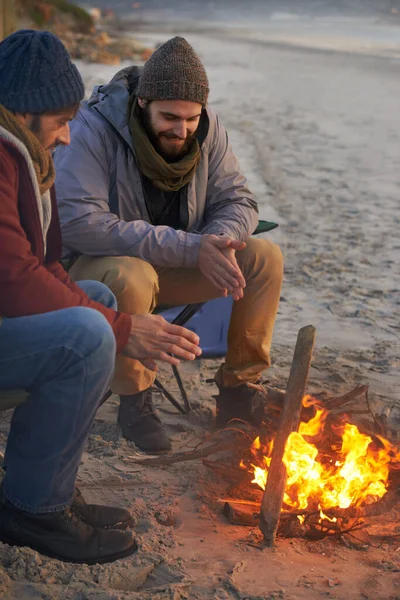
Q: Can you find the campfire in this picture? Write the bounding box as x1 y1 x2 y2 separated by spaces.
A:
241 394 395 513
127 325 400 547
227 392 400 541
220 326 400 545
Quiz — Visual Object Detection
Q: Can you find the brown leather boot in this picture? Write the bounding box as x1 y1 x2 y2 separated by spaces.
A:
0 492 137 564
118 388 171 454
72 488 135 530
215 382 285 428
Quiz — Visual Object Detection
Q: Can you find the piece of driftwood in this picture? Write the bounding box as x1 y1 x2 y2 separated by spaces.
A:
222 485 400 539
324 384 369 411
222 506 367 540
124 441 237 467
223 501 260 526
259 325 316 546
223 502 309 537
218 498 262 507
223 483 399 519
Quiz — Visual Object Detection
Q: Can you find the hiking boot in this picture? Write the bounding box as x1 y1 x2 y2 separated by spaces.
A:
214 381 285 428
72 487 135 530
118 389 171 454
0 491 137 564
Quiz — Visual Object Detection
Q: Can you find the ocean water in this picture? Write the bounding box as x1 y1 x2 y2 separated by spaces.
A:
81 0 400 26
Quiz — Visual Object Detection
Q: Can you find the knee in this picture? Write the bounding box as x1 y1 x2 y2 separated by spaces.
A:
240 238 284 281
263 239 284 276
76 280 117 310
106 258 158 313
65 307 116 362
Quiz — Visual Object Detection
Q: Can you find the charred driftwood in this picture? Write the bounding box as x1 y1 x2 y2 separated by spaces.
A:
223 501 260 526
220 473 400 538
324 384 369 411
259 325 316 546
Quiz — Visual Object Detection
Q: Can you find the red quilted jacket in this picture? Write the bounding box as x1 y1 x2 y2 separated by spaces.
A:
0 138 130 353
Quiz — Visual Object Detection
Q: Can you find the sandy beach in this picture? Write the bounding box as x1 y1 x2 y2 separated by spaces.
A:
0 3 399 598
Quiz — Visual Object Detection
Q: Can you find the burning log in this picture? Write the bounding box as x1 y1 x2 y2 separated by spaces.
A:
223 501 260 526
222 502 312 538
259 324 316 546
220 468 400 539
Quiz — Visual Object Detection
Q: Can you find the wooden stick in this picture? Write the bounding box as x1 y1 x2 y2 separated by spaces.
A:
259 325 316 546
218 498 261 508
124 441 237 467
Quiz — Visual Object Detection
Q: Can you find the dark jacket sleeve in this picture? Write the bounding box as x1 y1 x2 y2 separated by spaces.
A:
0 146 131 354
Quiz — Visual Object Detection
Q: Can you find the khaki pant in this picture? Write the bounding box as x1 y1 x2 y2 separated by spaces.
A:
69 238 284 394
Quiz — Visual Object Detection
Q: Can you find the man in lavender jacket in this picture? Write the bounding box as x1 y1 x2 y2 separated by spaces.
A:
55 36 284 454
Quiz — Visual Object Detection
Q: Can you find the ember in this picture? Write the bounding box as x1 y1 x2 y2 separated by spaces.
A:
240 394 397 514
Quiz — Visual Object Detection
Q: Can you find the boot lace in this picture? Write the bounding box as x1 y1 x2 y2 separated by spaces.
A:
124 389 161 421
63 507 85 529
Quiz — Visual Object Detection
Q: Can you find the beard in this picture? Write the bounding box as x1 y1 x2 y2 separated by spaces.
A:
29 115 47 149
28 115 55 152
140 104 195 162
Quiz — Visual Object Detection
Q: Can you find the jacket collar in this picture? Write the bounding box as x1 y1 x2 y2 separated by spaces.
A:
88 66 140 152
0 126 51 252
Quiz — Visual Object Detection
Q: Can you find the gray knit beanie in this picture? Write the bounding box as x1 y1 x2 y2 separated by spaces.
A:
0 29 84 114
137 36 209 105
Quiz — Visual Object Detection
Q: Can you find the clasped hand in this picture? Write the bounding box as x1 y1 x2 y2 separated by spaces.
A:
198 234 246 301
121 234 246 371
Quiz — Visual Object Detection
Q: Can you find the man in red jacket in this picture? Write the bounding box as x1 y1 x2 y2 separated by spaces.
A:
0 29 201 564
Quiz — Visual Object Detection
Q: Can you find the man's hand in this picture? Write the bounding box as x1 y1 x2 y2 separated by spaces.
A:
199 234 246 300
122 314 202 371
219 238 247 300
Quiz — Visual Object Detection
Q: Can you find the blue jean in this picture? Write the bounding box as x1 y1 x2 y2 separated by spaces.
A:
0 281 117 513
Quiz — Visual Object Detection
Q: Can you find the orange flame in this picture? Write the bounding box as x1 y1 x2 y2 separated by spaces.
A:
241 395 396 512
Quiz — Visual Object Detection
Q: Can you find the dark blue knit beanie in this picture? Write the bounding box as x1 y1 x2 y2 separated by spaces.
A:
0 29 84 114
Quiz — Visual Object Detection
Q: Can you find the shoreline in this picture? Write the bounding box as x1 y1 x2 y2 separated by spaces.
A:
103 11 400 61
